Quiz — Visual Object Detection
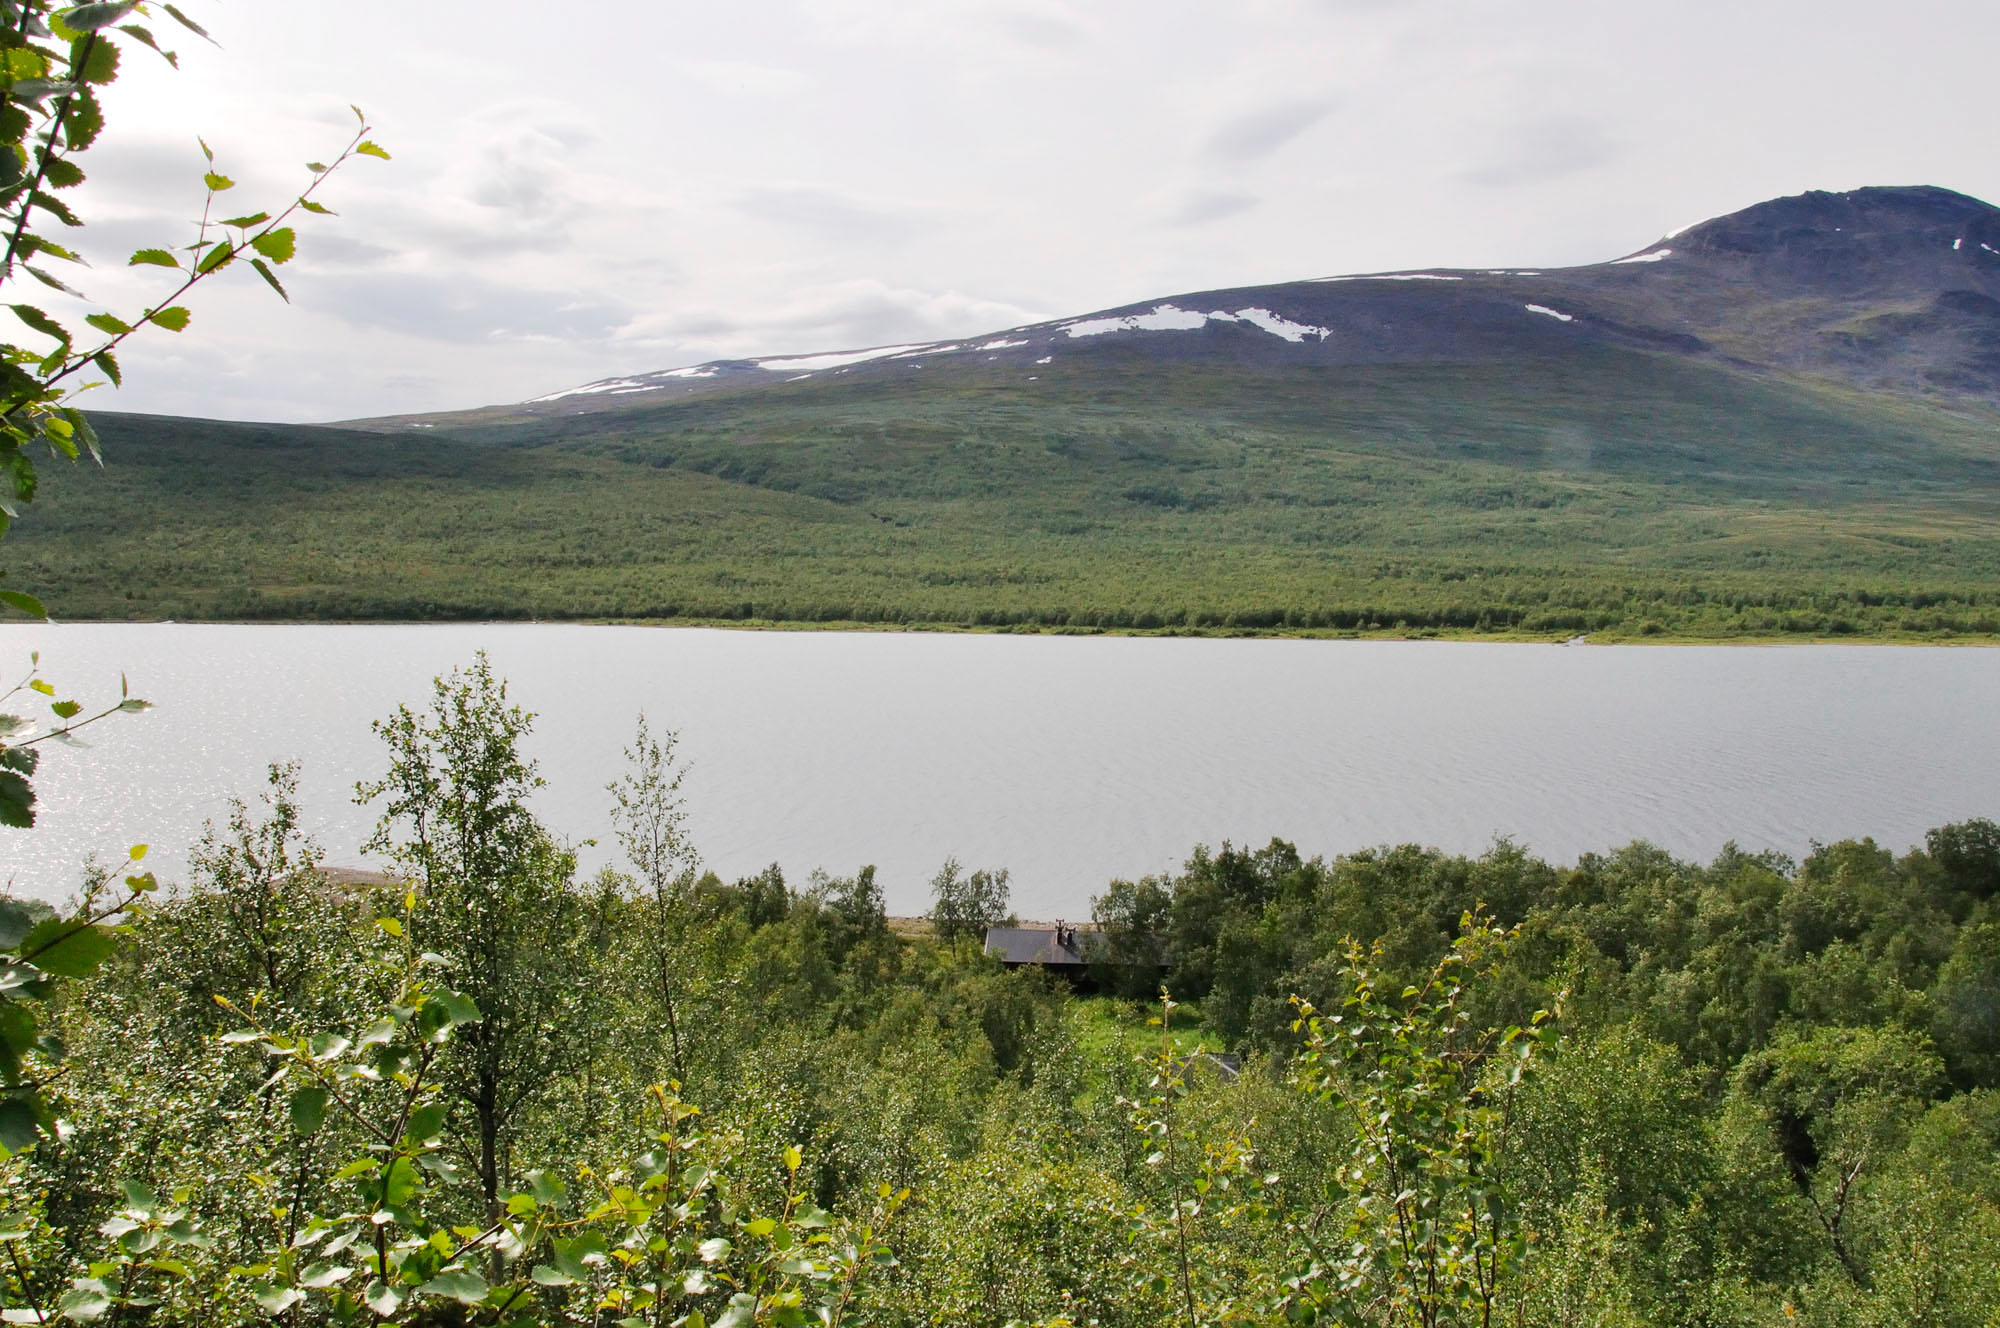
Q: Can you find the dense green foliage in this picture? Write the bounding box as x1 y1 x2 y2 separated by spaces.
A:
1 657 1995 1325
15 350 2000 638
925 860 1014 944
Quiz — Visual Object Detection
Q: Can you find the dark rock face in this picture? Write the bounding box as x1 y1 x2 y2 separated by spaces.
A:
1675 185 1988 257
1662 186 2000 306
1542 186 2000 395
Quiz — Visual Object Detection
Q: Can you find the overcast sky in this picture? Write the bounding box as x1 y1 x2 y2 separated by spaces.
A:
55 0 2000 422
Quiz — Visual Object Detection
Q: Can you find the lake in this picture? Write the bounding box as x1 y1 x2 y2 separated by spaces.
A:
2 624 1996 917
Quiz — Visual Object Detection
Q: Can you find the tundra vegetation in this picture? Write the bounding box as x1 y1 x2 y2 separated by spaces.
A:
18 361 2000 641
0 653 1996 1326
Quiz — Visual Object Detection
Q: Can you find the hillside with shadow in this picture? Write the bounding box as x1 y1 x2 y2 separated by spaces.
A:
14 187 2000 638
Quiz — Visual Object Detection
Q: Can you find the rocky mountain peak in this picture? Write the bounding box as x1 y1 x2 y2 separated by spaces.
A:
1670 185 2000 258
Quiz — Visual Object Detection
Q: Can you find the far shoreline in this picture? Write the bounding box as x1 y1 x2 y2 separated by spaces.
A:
9 615 2000 647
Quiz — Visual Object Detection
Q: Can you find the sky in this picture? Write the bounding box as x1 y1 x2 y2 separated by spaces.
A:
47 0 2000 422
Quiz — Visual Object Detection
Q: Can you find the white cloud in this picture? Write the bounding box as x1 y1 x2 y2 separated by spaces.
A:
680 60 814 97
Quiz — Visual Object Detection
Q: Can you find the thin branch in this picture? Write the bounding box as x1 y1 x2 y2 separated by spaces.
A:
14 876 147 968
0 32 99 284
13 695 146 749
4 1241 47 1324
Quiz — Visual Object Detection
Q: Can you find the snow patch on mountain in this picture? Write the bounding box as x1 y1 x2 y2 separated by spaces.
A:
1061 303 1329 342
1525 304 1575 323
530 377 650 403
1209 307 1331 342
1611 248 1673 265
531 362 734 401
1316 272 1463 283
754 344 932 372
1062 305 1210 337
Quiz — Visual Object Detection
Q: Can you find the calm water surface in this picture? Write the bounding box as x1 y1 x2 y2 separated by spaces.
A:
2 624 1996 916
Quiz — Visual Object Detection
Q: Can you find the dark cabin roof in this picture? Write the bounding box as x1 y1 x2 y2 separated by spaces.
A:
983 926 1167 967
984 926 1095 967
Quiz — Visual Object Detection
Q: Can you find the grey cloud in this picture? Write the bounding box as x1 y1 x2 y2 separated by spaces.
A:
67 167 385 285
392 200 576 261
296 232 401 268
304 270 629 344
1168 188 1260 227
75 220 395 283
379 167 588 261
375 369 448 398
72 138 306 236
1462 115 1622 188
643 310 740 340
466 127 585 217
1205 98 1334 163
735 184 938 244
64 216 189 269
458 100 595 152
69 139 209 207
986 6 1089 50
774 302 950 351
368 107 603 260
619 280 1047 362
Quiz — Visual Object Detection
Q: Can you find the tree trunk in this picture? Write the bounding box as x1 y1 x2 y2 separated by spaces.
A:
660 950 687 1084
477 1069 500 1220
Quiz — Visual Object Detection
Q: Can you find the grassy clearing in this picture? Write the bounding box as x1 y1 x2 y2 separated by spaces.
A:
1071 993 1226 1063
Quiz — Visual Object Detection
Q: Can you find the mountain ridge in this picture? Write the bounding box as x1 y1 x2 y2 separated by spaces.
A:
351 185 2000 429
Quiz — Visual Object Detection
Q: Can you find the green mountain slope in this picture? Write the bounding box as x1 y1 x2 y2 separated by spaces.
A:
14 344 2000 638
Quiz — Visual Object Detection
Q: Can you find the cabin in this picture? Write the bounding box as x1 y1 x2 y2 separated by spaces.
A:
983 920 1096 971
983 920 1165 989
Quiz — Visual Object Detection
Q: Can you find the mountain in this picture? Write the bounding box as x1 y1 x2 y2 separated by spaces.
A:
380 185 2000 425
18 186 2000 639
